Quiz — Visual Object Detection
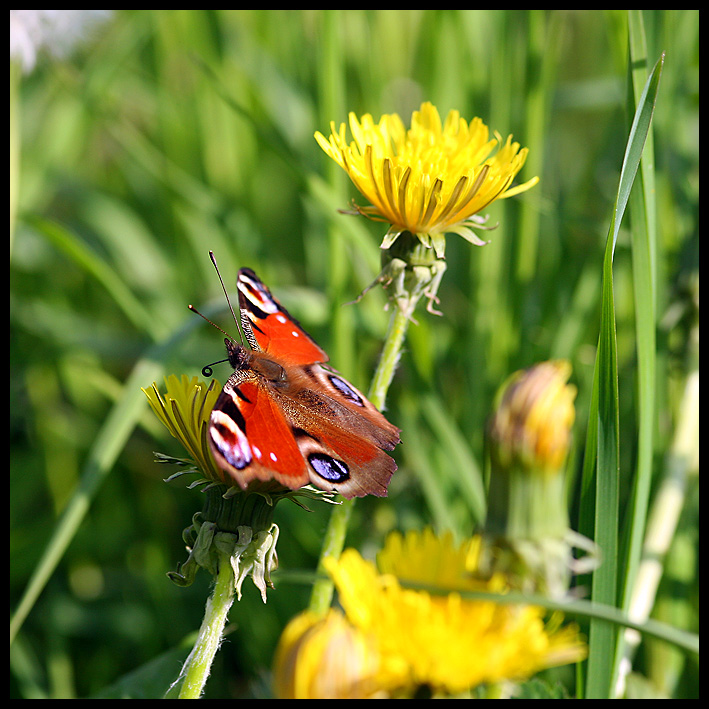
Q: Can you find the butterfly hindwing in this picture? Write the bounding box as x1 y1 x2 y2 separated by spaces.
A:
207 267 400 499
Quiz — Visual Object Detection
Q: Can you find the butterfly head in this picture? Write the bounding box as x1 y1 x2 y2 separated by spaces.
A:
224 338 249 369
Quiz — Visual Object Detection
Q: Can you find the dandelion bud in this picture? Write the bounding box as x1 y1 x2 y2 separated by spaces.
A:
273 609 385 699
483 361 585 597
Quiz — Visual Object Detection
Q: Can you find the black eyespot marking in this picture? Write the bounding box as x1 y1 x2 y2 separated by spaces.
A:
308 453 350 483
329 375 364 406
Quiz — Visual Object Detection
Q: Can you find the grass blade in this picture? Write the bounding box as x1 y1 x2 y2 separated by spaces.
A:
612 11 663 695
9 313 209 645
582 46 664 698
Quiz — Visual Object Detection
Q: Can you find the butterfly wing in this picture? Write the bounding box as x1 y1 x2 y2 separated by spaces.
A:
237 267 328 365
208 267 400 499
282 365 400 498
209 376 311 490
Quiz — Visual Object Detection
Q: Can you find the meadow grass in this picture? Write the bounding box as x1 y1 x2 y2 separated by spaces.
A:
10 10 698 698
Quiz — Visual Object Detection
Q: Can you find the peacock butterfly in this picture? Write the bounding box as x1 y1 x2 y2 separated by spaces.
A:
206 266 400 499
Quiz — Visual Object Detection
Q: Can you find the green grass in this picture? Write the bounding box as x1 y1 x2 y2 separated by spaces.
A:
10 10 698 699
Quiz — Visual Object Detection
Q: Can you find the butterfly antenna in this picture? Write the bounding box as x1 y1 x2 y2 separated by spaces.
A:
189 251 246 377
209 250 242 337
199 358 229 379
187 305 235 377
188 304 235 342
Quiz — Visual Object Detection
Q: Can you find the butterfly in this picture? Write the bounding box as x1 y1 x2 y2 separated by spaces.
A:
206 267 401 499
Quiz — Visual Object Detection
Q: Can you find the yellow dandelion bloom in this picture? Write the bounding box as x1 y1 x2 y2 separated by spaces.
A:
142 374 222 482
325 529 586 696
315 101 539 258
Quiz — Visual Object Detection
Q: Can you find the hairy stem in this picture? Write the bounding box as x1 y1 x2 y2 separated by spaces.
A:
172 554 235 699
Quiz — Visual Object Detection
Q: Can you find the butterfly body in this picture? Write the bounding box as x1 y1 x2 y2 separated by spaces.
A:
208 268 400 499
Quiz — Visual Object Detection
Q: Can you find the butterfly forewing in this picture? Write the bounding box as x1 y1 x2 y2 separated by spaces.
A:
207 267 400 499
236 267 328 365
210 378 311 489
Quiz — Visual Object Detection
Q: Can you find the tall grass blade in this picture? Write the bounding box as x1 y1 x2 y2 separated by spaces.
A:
581 47 664 698
9 314 209 645
612 11 663 695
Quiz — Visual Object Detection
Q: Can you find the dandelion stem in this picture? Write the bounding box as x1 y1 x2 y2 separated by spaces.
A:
308 498 353 616
308 303 411 615
174 553 235 699
368 304 411 411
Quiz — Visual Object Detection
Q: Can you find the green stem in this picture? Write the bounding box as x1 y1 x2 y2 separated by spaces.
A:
174 554 235 699
308 496 353 615
368 304 412 411
485 463 569 542
308 303 412 615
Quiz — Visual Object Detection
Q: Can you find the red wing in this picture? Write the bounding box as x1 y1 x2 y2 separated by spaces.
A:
269 371 401 499
209 380 310 490
237 268 328 366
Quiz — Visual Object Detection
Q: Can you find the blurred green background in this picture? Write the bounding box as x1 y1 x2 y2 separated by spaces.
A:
10 10 698 699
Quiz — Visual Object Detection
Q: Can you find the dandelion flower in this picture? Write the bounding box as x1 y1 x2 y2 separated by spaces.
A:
142 374 223 483
484 361 597 597
315 101 539 259
323 528 586 696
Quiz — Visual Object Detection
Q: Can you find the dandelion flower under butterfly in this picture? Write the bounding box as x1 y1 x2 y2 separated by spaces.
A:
142 375 282 602
143 374 223 483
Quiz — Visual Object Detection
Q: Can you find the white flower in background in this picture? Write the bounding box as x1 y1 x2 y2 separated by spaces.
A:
10 10 112 249
10 10 112 73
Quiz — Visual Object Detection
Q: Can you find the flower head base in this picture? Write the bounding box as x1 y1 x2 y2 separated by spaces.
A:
169 511 280 603
352 231 449 317
279 529 586 698
315 101 538 260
